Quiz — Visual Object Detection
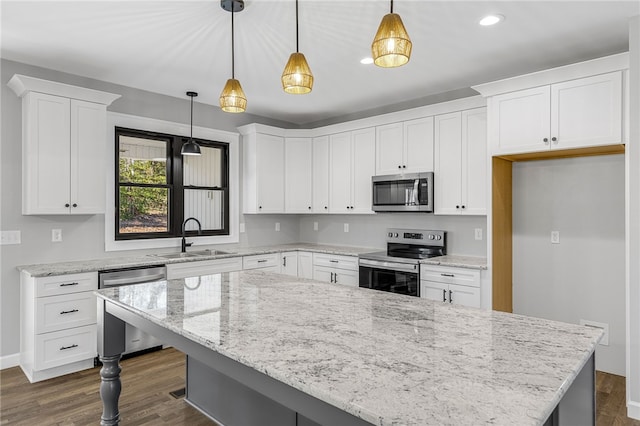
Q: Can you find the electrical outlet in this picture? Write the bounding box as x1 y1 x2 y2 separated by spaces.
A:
275 222 280 232
580 320 609 346
51 229 62 242
551 231 560 244
239 223 245 233
474 228 483 240
313 222 318 231
0 230 21 245
344 223 349 233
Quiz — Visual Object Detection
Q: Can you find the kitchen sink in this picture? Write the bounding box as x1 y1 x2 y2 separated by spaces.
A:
152 249 233 259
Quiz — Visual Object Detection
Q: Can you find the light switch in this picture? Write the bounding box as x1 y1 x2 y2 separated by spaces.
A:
474 228 483 241
0 230 21 245
52 229 62 242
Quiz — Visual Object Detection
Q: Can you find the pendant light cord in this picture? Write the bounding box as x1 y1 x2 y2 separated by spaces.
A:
190 95 193 140
231 7 235 79
390 0 393 13
295 0 299 53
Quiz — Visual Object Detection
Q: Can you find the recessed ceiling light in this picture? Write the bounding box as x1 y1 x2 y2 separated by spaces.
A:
479 14 504 26
360 57 374 65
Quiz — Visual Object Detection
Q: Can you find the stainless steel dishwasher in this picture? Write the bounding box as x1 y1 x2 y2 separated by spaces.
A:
98 265 166 356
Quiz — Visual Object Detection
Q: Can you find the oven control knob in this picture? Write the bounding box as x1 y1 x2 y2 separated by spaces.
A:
388 232 393 238
435 235 442 241
428 234 435 240
393 233 399 238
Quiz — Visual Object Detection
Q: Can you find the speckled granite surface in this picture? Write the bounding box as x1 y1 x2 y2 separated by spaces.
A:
16 243 379 277
420 254 487 270
96 271 601 426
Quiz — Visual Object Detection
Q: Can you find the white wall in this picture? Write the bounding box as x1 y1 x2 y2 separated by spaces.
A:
299 213 487 255
512 155 626 375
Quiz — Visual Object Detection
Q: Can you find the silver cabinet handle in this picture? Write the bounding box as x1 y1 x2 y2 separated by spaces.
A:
441 273 455 277
257 259 268 263
449 290 453 303
60 309 79 315
60 344 78 351
283 257 287 267
329 259 339 263
101 274 165 287
60 282 79 287
334 273 338 284
442 289 446 302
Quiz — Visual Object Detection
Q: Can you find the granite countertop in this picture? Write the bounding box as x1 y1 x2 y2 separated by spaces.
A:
96 271 600 426
16 243 379 277
421 254 488 270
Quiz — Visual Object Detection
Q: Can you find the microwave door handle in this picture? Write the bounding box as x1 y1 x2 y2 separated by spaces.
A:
413 179 419 205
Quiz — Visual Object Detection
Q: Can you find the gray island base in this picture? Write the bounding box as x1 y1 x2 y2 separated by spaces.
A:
96 271 602 426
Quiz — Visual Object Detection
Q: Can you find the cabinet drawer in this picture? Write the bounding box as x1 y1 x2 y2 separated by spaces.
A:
312 253 358 270
420 265 481 287
243 253 280 270
35 272 97 297
167 257 243 279
35 292 96 334
35 325 97 371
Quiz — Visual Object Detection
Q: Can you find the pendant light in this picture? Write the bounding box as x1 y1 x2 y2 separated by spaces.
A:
371 0 412 68
181 91 201 156
219 0 247 113
281 0 313 94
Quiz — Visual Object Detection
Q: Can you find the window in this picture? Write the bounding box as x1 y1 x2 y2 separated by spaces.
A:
115 127 229 240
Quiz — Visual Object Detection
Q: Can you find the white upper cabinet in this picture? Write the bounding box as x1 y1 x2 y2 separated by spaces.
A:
435 108 487 215
489 71 622 155
284 137 313 213
375 117 434 175
9 74 120 215
312 136 330 213
329 129 375 214
243 132 285 214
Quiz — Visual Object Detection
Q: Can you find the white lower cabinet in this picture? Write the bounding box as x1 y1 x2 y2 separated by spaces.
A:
297 251 314 279
166 257 243 279
20 271 98 383
243 253 281 273
420 265 481 308
312 253 359 287
280 251 298 276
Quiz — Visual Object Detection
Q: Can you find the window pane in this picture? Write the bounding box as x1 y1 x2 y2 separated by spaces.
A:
119 136 167 184
119 186 169 233
183 145 222 187
184 189 224 231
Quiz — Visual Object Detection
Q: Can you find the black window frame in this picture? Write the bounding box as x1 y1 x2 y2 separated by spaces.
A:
115 126 230 241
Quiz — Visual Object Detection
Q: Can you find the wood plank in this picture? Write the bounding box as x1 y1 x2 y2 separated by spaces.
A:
492 157 513 312
495 144 625 162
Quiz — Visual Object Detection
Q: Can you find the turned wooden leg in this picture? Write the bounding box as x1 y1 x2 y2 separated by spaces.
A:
99 354 122 426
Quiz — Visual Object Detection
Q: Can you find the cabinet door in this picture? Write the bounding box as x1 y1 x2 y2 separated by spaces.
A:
333 269 359 287
297 251 314 279
329 132 352 213
312 265 333 283
281 252 298 277
71 100 106 214
404 117 434 173
551 71 622 150
23 92 71 214
461 108 487 215
420 281 448 302
489 86 551 154
434 112 463 215
375 122 404 175
448 284 480 308
256 134 285 213
351 128 376 213
284 138 313 213
312 136 330 213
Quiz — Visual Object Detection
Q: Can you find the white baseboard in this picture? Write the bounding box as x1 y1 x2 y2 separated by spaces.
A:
628 400 640 420
0 353 20 370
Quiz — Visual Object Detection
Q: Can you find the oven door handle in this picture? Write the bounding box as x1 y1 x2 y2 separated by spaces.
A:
358 259 418 274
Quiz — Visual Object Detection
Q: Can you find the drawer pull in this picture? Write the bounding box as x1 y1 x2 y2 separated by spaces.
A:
449 290 453 303
59 282 79 287
441 273 455 277
257 259 268 263
60 309 79 315
60 344 78 351
329 260 339 263
442 289 446 302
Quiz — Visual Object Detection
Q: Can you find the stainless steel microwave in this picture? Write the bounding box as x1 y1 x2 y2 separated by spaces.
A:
371 172 434 212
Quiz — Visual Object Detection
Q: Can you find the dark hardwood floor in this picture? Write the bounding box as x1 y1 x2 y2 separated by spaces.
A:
1 348 638 425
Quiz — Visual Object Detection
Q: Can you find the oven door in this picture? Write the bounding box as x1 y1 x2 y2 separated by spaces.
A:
358 259 419 297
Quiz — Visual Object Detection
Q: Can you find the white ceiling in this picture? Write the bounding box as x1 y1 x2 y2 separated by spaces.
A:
2 1 639 125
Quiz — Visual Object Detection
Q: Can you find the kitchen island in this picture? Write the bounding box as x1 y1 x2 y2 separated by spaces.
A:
96 271 601 426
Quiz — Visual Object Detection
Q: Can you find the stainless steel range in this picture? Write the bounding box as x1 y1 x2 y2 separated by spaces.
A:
359 228 446 297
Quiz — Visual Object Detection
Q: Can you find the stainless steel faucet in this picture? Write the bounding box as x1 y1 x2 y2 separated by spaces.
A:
181 217 202 252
